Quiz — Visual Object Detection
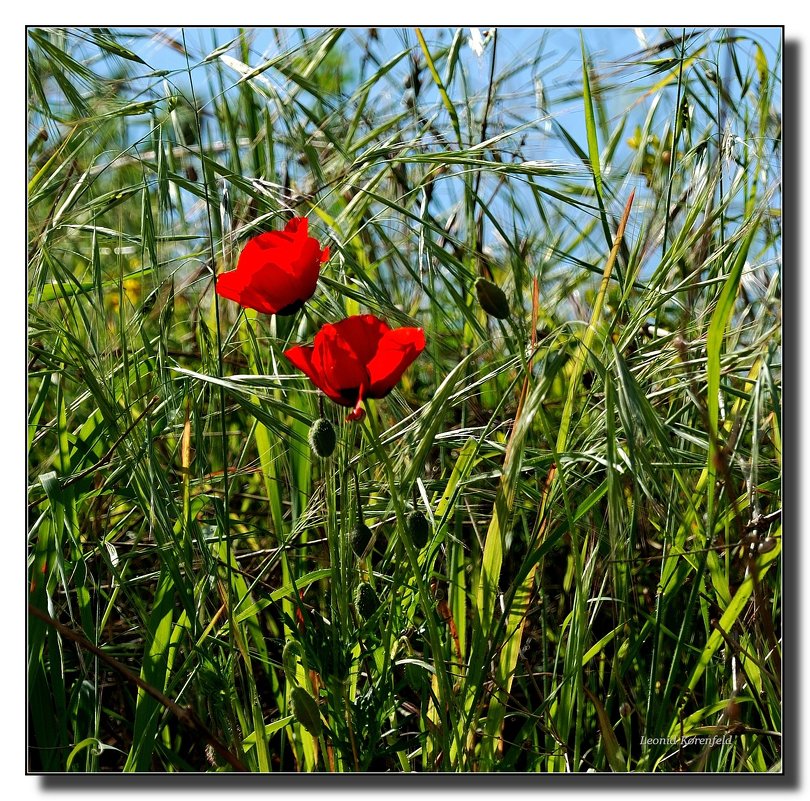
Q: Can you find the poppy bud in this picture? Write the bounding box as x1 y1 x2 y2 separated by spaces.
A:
406 510 431 549
475 277 510 320
350 522 373 557
282 639 300 680
308 417 336 458
290 686 322 738
355 582 379 620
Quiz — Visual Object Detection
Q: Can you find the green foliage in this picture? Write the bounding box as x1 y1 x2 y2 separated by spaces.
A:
27 26 781 773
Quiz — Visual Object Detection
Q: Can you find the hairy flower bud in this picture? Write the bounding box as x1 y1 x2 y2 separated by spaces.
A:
282 639 300 680
475 277 510 320
350 522 373 557
355 582 379 620
406 510 431 549
308 417 336 458
290 686 322 737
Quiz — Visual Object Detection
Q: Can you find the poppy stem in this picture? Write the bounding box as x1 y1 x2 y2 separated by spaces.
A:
351 467 363 524
358 416 461 761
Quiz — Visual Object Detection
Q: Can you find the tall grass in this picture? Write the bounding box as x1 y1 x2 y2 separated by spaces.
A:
27 26 781 772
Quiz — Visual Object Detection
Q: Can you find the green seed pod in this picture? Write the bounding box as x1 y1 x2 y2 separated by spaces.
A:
355 582 379 620
475 277 510 320
406 510 431 549
290 686 322 738
308 417 336 458
350 522 373 557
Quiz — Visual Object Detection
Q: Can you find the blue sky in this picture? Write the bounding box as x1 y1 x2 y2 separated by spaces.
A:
119 25 781 176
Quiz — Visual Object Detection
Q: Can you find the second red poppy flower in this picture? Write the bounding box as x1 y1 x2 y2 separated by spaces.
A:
284 314 426 421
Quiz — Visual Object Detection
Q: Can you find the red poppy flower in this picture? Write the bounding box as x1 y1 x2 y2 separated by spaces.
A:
216 217 329 315
284 314 426 421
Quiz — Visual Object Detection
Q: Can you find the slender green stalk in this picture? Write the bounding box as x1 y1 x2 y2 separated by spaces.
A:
662 29 687 259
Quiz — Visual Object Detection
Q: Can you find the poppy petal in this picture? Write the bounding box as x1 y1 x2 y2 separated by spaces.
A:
284 345 346 406
216 269 277 315
235 231 290 277
284 222 323 296
284 216 307 235
329 314 391 365
247 259 313 313
312 324 370 399
284 344 316 379
366 327 426 398
215 268 247 305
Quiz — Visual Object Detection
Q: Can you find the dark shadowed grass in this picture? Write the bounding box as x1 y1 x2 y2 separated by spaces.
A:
27 26 781 772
